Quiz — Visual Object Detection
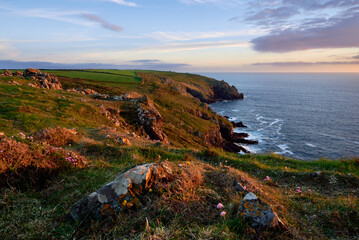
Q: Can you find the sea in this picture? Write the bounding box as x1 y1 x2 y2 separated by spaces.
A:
202 73 359 160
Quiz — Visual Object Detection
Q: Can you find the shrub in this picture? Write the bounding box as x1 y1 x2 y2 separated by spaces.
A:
0 137 87 188
34 127 80 147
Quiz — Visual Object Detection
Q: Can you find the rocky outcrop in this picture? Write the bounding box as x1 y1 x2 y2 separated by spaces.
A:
66 163 173 222
232 121 247 128
99 105 124 128
23 68 62 90
239 192 279 230
137 96 168 143
212 80 244 101
3 69 13 77
187 108 211 120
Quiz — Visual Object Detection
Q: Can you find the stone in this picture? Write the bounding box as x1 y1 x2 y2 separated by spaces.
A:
24 68 40 77
15 71 23 76
66 163 172 222
239 192 279 230
117 137 131 146
234 178 246 192
124 91 142 99
4 69 13 76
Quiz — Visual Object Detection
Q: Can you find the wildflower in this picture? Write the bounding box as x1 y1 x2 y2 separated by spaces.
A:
308 189 312 194
0 150 3 153
264 176 271 181
69 144 72 147
296 187 302 194
217 203 224 209
220 211 226 218
243 186 246 191
149 189 152 192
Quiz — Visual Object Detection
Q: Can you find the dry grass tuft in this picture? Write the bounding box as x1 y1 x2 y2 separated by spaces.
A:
34 127 80 147
0 137 87 188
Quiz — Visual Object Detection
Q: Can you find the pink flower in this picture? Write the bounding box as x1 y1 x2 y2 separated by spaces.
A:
243 186 246 191
217 203 224 209
220 211 226 217
264 176 271 181
308 189 312 194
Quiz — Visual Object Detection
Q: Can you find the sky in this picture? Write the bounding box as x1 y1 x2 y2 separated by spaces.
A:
0 0 359 72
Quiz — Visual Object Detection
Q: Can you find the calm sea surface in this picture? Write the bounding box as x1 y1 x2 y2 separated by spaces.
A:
202 73 359 160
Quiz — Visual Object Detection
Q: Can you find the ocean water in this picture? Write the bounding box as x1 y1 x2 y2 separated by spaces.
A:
203 73 359 160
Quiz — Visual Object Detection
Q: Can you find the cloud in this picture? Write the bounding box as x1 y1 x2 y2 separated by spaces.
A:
0 6 94 27
0 41 20 58
252 60 359 66
251 13 359 52
147 30 263 42
353 54 359 59
106 0 137 7
229 0 359 53
82 14 123 32
0 59 190 71
141 41 249 52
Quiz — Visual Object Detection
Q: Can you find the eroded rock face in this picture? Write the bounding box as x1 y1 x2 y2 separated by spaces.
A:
239 192 279 230
137 96 168 143
66 163 172 222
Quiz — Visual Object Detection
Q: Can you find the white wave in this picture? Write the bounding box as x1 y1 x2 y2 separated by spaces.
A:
228 117 238 121
354 141 359 145
305 143 316 148
232 109 239 112
275 144 294 155
269 119 282 126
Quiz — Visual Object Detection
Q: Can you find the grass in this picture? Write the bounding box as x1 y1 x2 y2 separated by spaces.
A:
47 70 141 83
0 69 358 239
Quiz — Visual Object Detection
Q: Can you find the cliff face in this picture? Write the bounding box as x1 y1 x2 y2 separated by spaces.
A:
212 80 244 102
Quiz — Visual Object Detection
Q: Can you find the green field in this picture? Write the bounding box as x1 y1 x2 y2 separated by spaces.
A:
48 70 141 83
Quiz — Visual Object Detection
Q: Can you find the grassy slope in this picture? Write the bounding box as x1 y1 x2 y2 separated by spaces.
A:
0 70 358 240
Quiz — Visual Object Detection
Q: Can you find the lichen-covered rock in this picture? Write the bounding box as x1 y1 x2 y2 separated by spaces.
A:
66 163 172 222
137 96 168 143
239 192 279 230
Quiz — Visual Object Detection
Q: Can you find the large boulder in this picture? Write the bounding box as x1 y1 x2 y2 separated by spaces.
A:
239 192 279 230
66 163 172 222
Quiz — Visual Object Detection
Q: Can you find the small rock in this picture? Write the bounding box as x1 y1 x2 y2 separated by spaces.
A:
239 192 279 230
117 137 131 146
234 178 246 192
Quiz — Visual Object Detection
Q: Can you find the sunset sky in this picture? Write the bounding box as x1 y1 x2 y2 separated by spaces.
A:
1 0 359 72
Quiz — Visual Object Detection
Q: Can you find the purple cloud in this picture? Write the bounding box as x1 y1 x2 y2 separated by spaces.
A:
82 14 123 32
253 60 359 66
251 13 359 52
353 54 359 59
